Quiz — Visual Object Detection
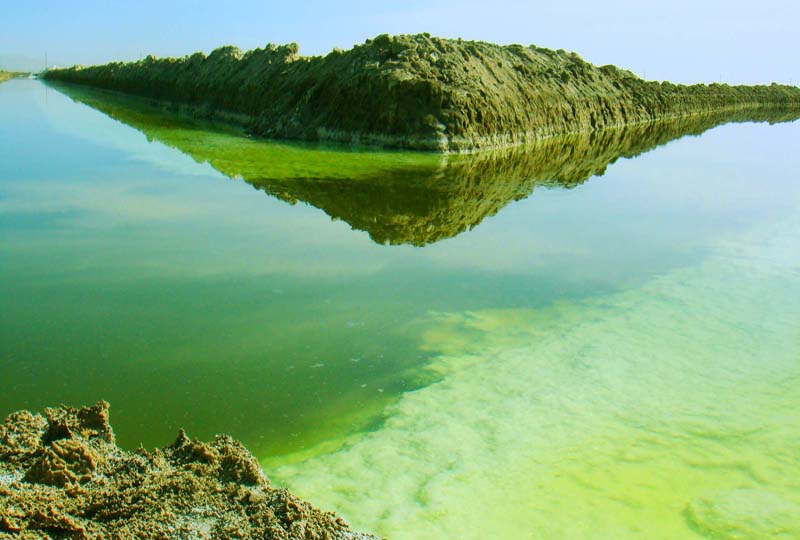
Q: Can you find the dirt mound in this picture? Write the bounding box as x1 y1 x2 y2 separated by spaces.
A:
0 402 376 540
43 33 800 151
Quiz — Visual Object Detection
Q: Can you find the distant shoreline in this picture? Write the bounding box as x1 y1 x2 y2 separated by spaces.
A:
0 71 29 83
43 33 800 152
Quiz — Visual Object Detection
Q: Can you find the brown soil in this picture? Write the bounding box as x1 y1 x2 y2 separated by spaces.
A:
0 402 377 540
42 34 800 151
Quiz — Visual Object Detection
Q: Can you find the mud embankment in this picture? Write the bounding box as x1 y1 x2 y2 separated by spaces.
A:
43 34 800 152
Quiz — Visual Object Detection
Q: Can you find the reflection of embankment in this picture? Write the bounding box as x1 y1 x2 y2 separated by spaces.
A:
251 111 800 246
52 83 800 245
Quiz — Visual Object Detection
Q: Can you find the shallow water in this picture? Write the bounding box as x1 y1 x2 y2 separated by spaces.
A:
2 79 800 539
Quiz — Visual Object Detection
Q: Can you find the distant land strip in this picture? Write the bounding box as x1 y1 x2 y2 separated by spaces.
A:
0 71 28 83
43 33 800 152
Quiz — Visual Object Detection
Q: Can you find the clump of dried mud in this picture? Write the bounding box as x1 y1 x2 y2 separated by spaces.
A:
0 402 376 540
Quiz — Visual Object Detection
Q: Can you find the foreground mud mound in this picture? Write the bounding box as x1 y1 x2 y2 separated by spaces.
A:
0 402 375 540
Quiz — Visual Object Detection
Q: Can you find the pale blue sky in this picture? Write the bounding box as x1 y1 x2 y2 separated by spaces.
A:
2 0 798 85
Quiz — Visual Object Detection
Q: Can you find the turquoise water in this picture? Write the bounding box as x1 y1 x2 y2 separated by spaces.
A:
2 79 800 539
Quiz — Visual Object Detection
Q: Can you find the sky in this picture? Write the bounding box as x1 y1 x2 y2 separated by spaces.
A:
1 0 798 85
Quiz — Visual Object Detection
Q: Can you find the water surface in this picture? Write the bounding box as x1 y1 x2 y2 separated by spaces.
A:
2 79 799 539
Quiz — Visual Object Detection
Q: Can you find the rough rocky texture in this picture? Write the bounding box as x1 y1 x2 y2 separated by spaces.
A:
50 82 800 245
0 402 376 540
43 34 800 152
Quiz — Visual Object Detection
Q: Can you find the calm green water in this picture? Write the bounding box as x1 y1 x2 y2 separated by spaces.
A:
2 79 800 539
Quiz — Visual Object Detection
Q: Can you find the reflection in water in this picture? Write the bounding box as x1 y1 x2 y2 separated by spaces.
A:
49 82 800 245
4 80 799 539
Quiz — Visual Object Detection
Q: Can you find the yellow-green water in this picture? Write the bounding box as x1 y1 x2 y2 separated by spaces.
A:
2 79 800 539
269 212 800 539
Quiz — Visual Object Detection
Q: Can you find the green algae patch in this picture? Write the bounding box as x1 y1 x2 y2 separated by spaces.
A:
267 208 800 539
43 34 800 151
686 490 800 540
47 82 800 246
